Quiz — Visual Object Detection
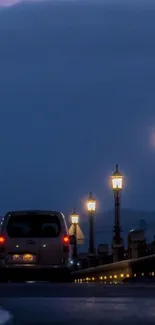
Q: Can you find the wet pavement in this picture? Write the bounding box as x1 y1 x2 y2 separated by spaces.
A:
0 283 155 324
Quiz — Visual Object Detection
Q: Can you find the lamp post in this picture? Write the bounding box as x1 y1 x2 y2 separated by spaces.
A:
70 209 79 261
111 164 124 262
86 192 96 255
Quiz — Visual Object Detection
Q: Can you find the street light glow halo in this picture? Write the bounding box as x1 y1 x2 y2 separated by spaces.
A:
70 209 79 224
111 164 123 190
86 192 96 212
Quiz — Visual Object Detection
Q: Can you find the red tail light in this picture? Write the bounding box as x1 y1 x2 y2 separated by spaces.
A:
63 235 70 244
0 236 5 244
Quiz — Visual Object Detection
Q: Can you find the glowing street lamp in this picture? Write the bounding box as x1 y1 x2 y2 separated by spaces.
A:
71 210 79 225
111 164 123 191
86 192 96 255
70 209 79 260
111 165 124 262
87 193 96 212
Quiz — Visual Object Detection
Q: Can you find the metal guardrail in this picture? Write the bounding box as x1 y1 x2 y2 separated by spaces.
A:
71 254 155 281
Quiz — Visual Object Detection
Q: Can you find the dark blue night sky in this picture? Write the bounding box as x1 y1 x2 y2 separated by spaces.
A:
0 0 155 232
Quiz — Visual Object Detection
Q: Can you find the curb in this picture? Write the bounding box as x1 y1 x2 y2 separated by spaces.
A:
0 308 13 325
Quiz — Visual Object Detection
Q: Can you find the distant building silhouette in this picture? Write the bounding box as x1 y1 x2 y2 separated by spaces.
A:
146 235 155 255
128 229 146 259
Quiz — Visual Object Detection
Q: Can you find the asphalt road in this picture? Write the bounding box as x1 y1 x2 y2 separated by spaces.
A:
1 283 155 324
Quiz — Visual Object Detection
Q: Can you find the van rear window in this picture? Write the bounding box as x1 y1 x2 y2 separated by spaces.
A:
6 214 61 238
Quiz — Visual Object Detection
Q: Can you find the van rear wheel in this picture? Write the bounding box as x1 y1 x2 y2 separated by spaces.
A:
49 269 72 283
0 270 8 283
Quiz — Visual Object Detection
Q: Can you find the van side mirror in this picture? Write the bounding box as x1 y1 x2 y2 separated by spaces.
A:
70 235 76 245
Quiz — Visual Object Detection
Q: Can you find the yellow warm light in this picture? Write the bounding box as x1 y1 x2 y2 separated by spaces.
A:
86 277 89 281
13 254 20 260
126 274 130 278
23 254 33 261
152 272 155 276
114 275 117 279
71 210 79 224
120 274 124 278
86 192 96 212
100 276 103 280
104 276 107 280
134 274 136 277
92 277 95 281
112 177 123 190
111 165 123 190
71 215 79 224
110 275 112 279
87 201 96 211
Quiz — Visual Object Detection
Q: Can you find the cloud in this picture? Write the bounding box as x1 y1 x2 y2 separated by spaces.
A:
0 0 153 7
0 0 21 6
0 0 55 6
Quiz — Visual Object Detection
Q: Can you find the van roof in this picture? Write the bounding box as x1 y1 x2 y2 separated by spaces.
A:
5 210 64 217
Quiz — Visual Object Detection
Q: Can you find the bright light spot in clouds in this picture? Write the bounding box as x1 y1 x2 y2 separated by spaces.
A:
150 127 155 149
0 0 90 6
0 0 21 6
0 0 40 6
